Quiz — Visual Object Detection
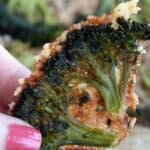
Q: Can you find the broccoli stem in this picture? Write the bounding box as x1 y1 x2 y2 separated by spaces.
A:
48 116 118 150
85 51 122 114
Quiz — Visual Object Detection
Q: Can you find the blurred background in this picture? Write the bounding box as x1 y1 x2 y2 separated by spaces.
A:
0 0 149 150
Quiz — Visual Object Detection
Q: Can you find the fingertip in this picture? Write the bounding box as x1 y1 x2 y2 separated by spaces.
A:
0 113 42 150
0 45 31 110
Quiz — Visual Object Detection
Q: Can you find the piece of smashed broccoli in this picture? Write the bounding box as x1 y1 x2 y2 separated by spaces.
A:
11 1 150 149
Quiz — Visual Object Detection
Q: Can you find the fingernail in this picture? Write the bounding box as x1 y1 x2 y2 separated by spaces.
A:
7 125 41 150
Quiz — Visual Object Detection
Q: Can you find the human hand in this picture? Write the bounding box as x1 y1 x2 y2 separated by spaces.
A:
0 45 42 150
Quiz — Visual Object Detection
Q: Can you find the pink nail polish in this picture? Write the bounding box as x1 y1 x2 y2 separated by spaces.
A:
7 125 41 150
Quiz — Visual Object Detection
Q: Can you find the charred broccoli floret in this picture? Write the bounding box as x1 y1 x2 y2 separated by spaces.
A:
11 0 150 149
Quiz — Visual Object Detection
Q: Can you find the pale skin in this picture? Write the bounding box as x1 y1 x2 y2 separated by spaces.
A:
0 45 41 150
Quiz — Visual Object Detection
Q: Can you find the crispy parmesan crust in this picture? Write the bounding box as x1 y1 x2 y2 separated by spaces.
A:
9 1 144 149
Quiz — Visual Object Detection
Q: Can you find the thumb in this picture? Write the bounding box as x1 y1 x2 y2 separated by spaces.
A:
0 113 42 150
